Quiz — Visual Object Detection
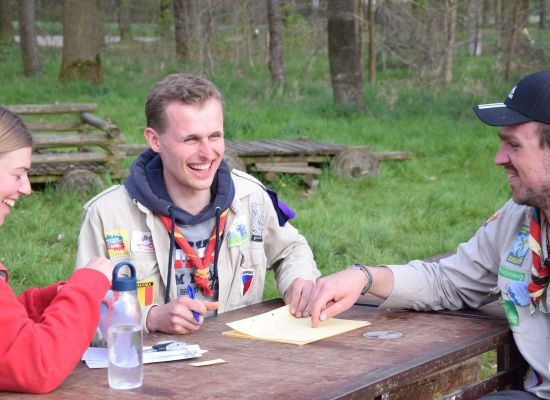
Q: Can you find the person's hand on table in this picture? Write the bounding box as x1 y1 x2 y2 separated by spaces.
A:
308 269 366 328
146 297 218 334
283 277 315 318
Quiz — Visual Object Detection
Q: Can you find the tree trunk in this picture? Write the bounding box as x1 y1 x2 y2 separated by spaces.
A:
480 0 496 27
541 0 548 29
18 0 42 76
496 0 528 79
327 0 364 110
0 0 13 44
173 0 189 60
95 0 105 50
495 0 503 71
117 0 133 41
59 0 104 84
159 0 171 39
468 0 483 56
504 2 519 80
443 0 457 83
198 0 214 74
267 0 285 87
186 0 197 38
367 0 376 83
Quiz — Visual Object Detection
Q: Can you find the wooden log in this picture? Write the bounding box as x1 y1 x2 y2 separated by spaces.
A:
25 121 88 132
32 133 113 149
117 143 148 156
32 152 109 164
81 112 121 137
5 103 98 114
374 151 412 160
252 162 322 175
333 148 380 178
239 154 328 165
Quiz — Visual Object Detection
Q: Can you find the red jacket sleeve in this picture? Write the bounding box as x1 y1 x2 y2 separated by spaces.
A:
17 283 61 322
0 268 110 394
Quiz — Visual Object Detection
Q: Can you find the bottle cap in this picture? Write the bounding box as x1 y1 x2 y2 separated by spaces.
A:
112 262 138 291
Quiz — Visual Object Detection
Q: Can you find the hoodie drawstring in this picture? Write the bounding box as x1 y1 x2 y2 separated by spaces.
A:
212 207 221 293
165 206 176 304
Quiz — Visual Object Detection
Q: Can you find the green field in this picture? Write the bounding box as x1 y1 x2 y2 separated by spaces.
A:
0 23 538 301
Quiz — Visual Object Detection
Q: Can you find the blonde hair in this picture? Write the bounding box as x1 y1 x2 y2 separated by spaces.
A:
0 106 33 155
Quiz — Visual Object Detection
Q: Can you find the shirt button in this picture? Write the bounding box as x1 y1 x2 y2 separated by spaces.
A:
137 272 144 279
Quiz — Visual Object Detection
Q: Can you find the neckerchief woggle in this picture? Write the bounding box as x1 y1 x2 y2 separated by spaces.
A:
160 210 228 298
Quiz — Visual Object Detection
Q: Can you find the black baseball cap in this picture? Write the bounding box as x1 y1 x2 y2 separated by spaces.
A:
473 70 550 126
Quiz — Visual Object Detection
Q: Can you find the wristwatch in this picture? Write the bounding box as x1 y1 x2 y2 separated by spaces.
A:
346 264 373 295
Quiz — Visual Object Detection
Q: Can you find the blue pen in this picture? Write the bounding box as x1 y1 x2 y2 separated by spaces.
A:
187 284 200 323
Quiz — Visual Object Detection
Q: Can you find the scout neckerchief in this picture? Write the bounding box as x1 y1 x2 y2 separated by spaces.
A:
528 208 550 314
160 210 228 298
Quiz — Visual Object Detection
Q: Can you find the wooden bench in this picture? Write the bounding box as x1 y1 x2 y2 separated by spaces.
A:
5 103 126 192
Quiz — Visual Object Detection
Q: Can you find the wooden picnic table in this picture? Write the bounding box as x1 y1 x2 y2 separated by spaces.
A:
0 299 519 400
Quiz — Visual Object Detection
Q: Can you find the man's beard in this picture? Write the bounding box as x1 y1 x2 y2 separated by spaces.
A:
513 185 550 211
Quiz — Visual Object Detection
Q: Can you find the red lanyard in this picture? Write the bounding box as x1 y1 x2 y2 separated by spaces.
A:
160 210 228 297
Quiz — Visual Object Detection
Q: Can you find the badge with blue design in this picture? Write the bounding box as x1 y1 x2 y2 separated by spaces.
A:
228 217 247 248
507 280 530 307
506 225 529 267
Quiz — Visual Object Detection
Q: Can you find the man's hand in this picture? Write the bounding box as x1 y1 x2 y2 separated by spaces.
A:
308 269 366 328
146 297 218 334
79 256 115 282
283 277 315 318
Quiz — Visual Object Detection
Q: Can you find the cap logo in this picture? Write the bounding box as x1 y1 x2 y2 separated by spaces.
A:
507 85 517 99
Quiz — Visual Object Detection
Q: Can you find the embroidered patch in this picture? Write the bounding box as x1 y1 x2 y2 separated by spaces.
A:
228 216 248 247
499 266 525 281
250 202 264 242
131 231 155 253
241 269 254 296
482 211 499 227
506 225 530 267
104 229 129 257
507 281 530 307
500 299 520 326
137 280 154 306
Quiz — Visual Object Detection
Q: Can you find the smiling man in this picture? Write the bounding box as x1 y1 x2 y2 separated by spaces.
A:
307 70 550 400
76 74 320 335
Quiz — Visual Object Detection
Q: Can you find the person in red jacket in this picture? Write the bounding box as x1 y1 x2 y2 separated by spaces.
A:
0 106 114 394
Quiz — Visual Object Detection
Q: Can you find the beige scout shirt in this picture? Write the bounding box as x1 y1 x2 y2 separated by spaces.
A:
379 200 550 398
76 169 320 331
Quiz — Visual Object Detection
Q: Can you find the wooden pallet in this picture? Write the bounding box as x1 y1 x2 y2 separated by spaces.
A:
6 103 125 191
119 138 410 185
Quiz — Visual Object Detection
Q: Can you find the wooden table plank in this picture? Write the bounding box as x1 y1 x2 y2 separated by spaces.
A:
0 300 511 400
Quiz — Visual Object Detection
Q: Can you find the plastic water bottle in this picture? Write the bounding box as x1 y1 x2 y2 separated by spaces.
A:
107 262 143 389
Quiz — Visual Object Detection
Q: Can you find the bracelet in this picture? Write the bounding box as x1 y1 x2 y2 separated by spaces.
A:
346 264 373 295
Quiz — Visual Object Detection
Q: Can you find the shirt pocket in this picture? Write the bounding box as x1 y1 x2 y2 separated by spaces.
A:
230 245 267 307
128 255 163 306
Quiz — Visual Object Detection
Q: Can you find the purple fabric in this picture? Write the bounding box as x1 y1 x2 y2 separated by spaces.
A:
266 188 295 226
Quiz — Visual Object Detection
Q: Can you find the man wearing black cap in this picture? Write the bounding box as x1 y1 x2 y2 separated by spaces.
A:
307 70 550 400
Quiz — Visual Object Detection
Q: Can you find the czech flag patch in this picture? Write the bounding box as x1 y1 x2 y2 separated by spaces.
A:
241 269 255 296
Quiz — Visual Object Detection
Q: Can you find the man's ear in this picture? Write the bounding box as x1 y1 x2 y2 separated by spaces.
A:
144 127 161 153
